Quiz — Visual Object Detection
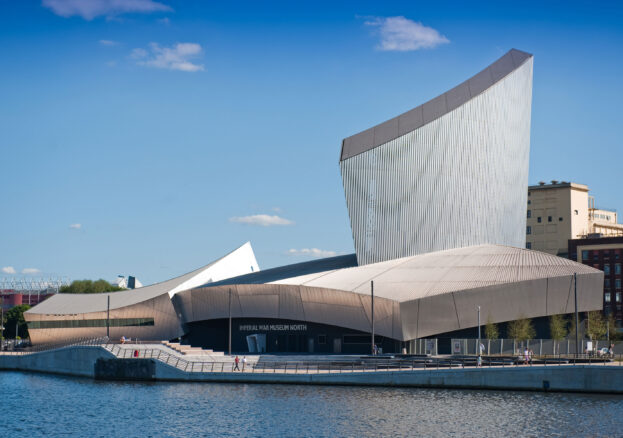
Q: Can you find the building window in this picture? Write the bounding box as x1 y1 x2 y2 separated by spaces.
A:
617 254 621 260
528 200 531 205
606 292 611 303
617 280 622 291
617 292 621 302
605 264 611 275
574 210 579 215
526 242 532 249
617 264 622 275
527 210 531 218
343 335 371 344
582 250 589 260
548 216 552 222
526 226 532 235
537 217 542 223
27 318 155 329
594 253 599 261
559 217 563 222
605 278 611 288
318 335 327 345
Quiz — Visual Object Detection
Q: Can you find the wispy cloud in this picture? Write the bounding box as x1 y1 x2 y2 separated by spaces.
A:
69 223 82 229
288 248 337 258
158 17 170 26
1 266 16 274
99 39 119 46
132 42 205 72
230 214 294 227
43 0 172 21
22 268 41 275
365 16 449 51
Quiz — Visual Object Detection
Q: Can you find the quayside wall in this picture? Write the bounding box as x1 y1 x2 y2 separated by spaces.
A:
0 346 115 378
2 346 623 394
153 361 623 394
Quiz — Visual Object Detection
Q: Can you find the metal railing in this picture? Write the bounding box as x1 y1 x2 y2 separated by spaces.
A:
99 345 623 374
0 336 110 355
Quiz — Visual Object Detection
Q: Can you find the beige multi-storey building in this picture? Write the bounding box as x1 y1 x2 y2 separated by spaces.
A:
526 181 623 256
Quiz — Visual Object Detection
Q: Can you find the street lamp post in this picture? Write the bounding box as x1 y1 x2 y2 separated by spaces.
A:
371 281 375 355
228 288 232 356
574 272 579 358
477 305 481 357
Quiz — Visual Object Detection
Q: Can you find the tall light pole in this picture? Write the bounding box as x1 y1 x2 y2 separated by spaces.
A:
574 272 579 358
371 281 375 355
228 288 232 356
477 305 481 357
106 295 110 339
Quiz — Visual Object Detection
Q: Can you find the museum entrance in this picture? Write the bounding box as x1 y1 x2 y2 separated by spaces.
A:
182 318 400 354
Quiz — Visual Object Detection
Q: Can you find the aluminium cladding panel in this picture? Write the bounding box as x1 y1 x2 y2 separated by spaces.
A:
27 293 183 345
341 58 533 265
174 284 401 340
400 270 603 340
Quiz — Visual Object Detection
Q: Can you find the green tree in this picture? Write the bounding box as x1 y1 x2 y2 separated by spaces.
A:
586 311 607 341
568 315 578 339
60 279 124 294
549 314 568 355
607 314 620 342
508 316 536 341
484 316 499 340
4 304 31 339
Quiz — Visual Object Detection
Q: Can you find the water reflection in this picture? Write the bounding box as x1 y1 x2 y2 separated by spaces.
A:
1 372 622 437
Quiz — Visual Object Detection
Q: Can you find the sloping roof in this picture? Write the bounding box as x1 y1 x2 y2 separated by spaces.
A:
205 254 358 287
340 49 533 161
26 242 259 315
268 244 600 303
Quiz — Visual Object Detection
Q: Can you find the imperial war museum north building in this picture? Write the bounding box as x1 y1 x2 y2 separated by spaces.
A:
25 49 604 354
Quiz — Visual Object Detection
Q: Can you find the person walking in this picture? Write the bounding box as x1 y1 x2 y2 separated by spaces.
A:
233 355 240 371
242 356 247 372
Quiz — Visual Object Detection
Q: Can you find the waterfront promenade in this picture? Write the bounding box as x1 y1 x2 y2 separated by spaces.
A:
2 341 623 394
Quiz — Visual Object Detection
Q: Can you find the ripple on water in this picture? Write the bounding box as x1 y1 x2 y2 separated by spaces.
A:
1 372 623 437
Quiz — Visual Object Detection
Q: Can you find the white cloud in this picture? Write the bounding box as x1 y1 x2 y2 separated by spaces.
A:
99 39 119 46
69 223 82 229
133 42 205 72
130 48 148 59
43 0 172 21
365 16 449 51
1 266 16 274
22 268 41 275
230 214 294 227
288 248 337 258
158 17 170 25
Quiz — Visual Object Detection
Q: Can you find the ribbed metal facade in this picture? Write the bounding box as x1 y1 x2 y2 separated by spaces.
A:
341 56 533 265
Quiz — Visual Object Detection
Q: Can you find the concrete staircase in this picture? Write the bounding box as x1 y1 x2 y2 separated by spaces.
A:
161 341 224 357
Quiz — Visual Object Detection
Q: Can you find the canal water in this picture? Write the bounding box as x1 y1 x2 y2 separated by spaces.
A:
1 371 622 437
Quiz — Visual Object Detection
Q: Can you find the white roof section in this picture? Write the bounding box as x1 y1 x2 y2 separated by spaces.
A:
269 244 601 303
27 242 259 315
168 241 259 297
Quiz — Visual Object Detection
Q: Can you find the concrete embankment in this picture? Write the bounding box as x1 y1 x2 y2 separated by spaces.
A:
2 347 623 394
0 346 115 378
152 360 623 394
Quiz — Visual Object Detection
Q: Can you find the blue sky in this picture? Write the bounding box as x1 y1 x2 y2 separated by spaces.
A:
1 0 622 284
